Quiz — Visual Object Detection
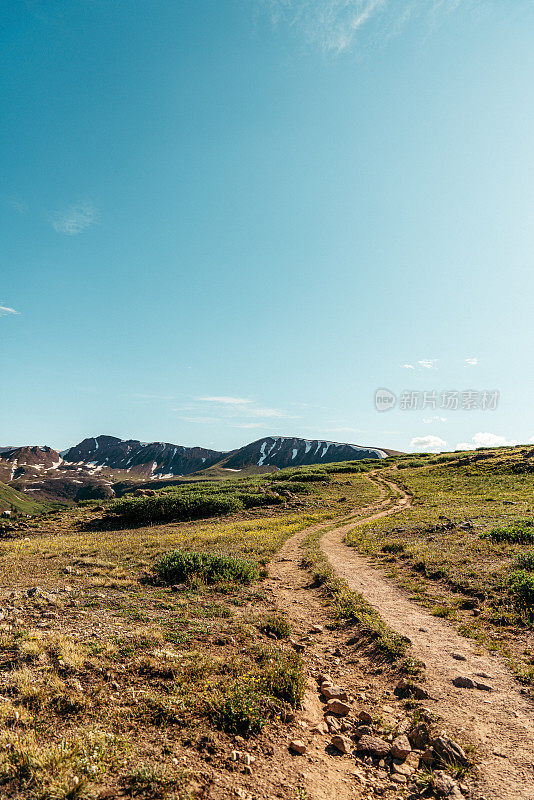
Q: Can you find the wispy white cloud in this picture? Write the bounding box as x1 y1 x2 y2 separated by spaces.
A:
199 396 252 405
178 416 221 425
6 198 27 214
401 363 415 369
465 357 478 366
52 201 99 235
261 0 470 54
186 395 298 422
456 432 517 450
422 416 447 424
417 359 437 369
410 434 446 452
0 305 19 317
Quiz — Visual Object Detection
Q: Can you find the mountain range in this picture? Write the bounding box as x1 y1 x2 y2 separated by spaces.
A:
0 434 397 504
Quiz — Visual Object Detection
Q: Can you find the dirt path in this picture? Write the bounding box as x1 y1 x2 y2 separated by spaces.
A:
320 472 534 800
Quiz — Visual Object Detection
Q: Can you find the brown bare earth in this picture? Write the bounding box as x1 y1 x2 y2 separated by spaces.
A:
268 471 534 799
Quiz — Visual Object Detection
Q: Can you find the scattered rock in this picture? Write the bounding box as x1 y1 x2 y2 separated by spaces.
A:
408 722 430 750
358 710 373 725
289 740 306 755
170 583 187 593
390 774 407 784
433 769 464 798
331 734 352 754
325 715 343 733
354 725 372 739
325 699 351 717
453 676 477 689
321 685 349 702
421 747 434 765
390 735 411 760
311 722 328 735
281 709 296 723
451 652 467 661
475 682 493 692
289 639 305 653
311 625 324 634
432 736 468 767
394 677 429 700
356 735 391 758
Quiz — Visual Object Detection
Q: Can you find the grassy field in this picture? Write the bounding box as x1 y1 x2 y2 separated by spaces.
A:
0 467 381 799
0 481 50 516
345 445 534 682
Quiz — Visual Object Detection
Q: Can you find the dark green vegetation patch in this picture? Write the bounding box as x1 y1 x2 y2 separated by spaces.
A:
153 549 259 585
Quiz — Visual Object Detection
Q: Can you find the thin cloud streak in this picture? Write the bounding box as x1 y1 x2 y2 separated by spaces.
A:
52 201 99 235
0 305 19 316
261 0 472 54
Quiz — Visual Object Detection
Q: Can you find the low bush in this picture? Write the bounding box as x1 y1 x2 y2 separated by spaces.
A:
257 647 306 708
211 683 266 736
481 520 534 545
508 569 534 621
259 614 291 639
110 493 243 525
513 551 534 571
381 541 405 554
153 550 259 586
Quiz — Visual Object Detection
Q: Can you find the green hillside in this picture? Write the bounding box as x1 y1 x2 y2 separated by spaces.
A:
0 481 49 515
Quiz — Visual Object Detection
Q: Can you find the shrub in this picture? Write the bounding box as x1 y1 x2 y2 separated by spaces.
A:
153 550 259 586
110 493 243 525
287 472 330 483
259 614 291 639
211 683 265 736
257 647 306 708
513 551 534 571
481 520 534 545
381 541 405 554
508 569 534 621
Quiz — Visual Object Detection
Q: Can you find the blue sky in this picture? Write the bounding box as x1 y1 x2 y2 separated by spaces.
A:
1 0 533 454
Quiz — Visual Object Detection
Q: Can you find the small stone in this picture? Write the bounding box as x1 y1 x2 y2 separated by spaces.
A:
321 685 349 702
433 769 462 797
390 735 411 760
311 625 324 634
432 736 468 767
311 722 328 735
475 682 493 692
409 722 430 750
358 710 373 725
451 652 467 661
325 698 351 716
353 725 372 739
394 677 429 699
170 583 187 592
317 673 331 684
289 639 305 653
356 735 390 758
331 734 352 754
289 740 306 755
453 676 476 689
391 759 413 777
325 715 342 733
421 747 434 765
390 774 407 784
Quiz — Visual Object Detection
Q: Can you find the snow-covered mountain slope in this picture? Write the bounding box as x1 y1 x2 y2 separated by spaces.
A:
222 436 387 469
62 435 224 478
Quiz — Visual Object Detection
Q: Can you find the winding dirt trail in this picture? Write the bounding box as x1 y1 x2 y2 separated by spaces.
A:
322 473 534 800
269 472 534 800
